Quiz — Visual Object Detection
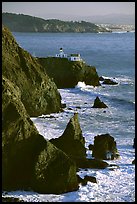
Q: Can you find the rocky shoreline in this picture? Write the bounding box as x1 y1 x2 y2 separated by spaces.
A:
2 25 134 197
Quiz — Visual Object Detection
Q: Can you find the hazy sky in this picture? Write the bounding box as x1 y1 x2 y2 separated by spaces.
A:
2 2 135 20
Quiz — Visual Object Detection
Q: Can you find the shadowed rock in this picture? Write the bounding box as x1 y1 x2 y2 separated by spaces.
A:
77 175 97 186
92 96 108 108
50 113 109 169
50 113 86 161
38 57 101 88
99 76 118 85
92 133 120 160
2 76 79 194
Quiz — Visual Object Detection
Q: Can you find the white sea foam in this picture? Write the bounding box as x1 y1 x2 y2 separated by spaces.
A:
5 32 134 202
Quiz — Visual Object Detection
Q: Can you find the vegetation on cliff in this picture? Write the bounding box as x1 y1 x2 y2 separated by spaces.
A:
2 25 79 193
2 25 62 117
2 76 79 193
38 57 100 88
2 12 109 33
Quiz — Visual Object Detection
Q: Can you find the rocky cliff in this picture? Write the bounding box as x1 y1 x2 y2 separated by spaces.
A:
2 25 62 117
2 76 79 193
38 57 100 88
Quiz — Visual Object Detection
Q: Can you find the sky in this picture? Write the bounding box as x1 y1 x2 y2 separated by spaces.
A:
2 2 135 21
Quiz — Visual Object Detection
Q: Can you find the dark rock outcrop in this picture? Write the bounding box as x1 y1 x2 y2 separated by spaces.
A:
2 25 62 117
38 57 101 88
92 96 108 108
88 144 94 150
92 133 120 160
77 175 97 186
50 113 109 169
50 113 87 161
2 76 79 194
101 78 118 85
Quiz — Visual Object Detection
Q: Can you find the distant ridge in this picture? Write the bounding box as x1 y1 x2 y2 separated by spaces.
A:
2 12 109 33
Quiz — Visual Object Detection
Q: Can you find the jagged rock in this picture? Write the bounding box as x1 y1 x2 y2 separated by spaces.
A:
92 133 120 160
2 76 79 194
38 57 101 88
102 78 118 85
50 113 87 162
92 96 108 108
50 113 109 169
2 25 62 117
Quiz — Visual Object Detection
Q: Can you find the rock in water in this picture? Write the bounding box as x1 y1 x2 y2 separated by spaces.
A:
92 133 120 160
50 113 86 162
92 96 108 108
102 78 118 85
2 77 79 194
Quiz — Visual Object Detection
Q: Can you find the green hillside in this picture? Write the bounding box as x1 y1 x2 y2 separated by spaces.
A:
2 12 109 33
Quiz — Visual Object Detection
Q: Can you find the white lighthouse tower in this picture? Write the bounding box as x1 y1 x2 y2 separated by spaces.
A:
55 48 68 58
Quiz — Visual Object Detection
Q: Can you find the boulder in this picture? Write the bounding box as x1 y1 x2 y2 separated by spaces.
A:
50 113 109 169
50 113 87 162
92 133 120 160
38 57 101 88
2 25 62 117
92 96 108 108
2 76 79 194
102 78 118 85
77 175 97 186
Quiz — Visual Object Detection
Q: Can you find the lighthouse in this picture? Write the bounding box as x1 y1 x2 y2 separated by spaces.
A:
55 48 82 61
55 48 68 58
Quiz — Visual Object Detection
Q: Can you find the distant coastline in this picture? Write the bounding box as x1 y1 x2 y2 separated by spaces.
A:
2 12 110 33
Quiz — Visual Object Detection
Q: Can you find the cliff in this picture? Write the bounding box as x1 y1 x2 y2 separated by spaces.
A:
2 12 109 33
2 76 79 193
2 25 62 117
38 57 100 88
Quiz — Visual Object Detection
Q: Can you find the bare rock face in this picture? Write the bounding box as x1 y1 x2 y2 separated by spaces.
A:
92 96 108 108
2 25 62 117
50 113 87 161
50 113 109 169
92 133 120 160
2 76 79 194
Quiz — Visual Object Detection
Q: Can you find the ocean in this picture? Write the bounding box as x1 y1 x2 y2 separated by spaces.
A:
3 32 135 202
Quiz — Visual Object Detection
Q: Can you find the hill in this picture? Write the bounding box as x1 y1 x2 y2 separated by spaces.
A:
2 12 109 33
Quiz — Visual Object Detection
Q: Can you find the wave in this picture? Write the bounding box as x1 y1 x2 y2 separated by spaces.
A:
75 81 135 109
112 31 128 34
